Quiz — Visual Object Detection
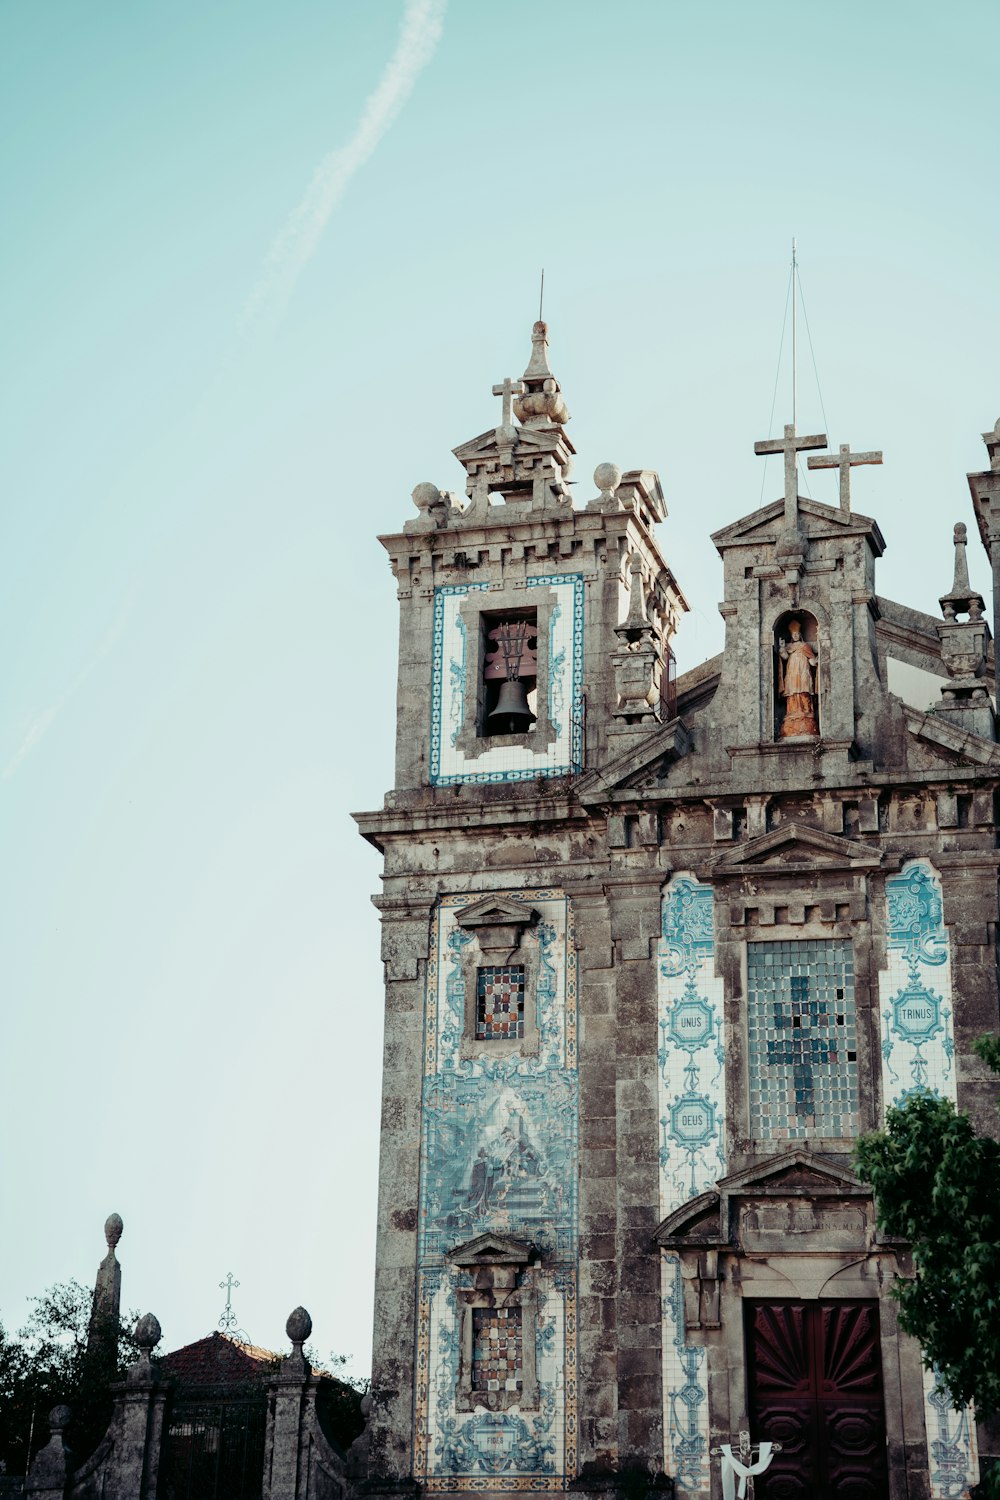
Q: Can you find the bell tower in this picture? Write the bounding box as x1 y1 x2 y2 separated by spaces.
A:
355 321 686 1497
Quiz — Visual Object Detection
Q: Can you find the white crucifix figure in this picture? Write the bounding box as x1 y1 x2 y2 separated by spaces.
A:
711 1428 780 1500
754 423 828 528
492 376 526 430
807 441 883 518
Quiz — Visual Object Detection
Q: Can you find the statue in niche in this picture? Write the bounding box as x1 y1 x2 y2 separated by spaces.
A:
777 616 819 737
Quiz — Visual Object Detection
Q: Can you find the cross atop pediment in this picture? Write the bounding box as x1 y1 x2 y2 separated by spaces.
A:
492 376 525 430
754 423 827 528
807 442 882 517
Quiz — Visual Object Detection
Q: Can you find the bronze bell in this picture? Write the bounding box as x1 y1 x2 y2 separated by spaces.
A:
487 678 536 734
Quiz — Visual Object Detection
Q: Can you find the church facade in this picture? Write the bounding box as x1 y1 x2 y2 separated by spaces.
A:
355 322 1000 1500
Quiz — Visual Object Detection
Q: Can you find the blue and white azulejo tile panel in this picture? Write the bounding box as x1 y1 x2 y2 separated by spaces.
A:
657 875 726 1217
415 891 578 1491
879 861 978 1498
879 860 956 1108
661 1255 710 1500
429 575 584 785
657 875 724 1500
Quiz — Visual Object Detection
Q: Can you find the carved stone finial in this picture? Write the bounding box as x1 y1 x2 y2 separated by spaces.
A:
590 462 622 511
513 321 570 428
49 1406 72 1434
104 1213 123 1253
135 1313 161 1353
940 520 984 622
617 555 651 641
286 1307 313 1349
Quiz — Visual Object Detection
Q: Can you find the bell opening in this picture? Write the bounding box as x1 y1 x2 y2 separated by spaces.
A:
481 610 539 737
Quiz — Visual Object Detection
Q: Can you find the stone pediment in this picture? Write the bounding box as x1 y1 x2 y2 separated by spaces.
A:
711 498 885 554
452 421 573 471
654 1150 869 1250
447 1233 536 1266
713 822 881 872
575 718 692 805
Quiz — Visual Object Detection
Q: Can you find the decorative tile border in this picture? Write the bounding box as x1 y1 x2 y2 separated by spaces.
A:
429 575 584 784
415 892 578 1489
657 875 722 1498
880 861 978 1498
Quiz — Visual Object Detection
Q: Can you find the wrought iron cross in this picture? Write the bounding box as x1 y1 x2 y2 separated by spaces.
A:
807 442 883 517
492 376 525 429
754 423 828 527
218 1272 240 1332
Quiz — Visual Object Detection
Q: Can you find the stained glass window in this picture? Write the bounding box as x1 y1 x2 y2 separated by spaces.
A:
471 1305 523 1394
747 939 859 1139
475 965 525 1040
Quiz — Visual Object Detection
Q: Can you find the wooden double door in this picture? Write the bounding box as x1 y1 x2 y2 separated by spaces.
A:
745 1301 889 1499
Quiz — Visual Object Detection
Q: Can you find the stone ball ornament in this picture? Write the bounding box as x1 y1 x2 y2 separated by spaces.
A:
411 481 442 516
104 1213 123 1250
134 1313 162 1352
594 462 622 494
49 1405 72 1432
286 1306 313 1346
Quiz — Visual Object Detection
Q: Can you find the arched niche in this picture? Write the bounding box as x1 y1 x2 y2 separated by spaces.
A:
773 610 820 740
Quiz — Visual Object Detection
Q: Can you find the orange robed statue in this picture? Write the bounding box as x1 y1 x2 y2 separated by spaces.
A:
778 618 818 737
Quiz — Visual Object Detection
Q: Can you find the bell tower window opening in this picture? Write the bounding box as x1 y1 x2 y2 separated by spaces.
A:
475 965 526 1040
481 610 538 736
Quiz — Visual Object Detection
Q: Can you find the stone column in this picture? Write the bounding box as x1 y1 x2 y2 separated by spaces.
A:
264 1309 311 1500
103 1314 166 1500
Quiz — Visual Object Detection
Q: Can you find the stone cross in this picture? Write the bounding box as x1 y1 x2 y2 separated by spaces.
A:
754 423 827 527
492 376 525 429
807 442 882 517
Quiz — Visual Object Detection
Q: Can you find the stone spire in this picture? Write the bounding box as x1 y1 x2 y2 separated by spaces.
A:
934 522 993 740
513 321 570 428
86 1213 123 1366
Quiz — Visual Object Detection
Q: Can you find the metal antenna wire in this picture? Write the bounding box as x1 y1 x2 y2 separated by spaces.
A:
760 267 793 508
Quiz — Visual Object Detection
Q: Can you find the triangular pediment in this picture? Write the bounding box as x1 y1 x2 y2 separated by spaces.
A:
452 423 573 467
711 499 885 555
575 718 692 806
654 1152 868 1248
456 895 538 930
717 1149 863 1197
714 821 881 871
904 706 1000 768
447 1232 536 1266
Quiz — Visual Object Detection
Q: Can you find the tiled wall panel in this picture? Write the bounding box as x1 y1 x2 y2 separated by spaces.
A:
429 576 584 785
657 875 724 1499
415 891 578 1490
880 860 978 1498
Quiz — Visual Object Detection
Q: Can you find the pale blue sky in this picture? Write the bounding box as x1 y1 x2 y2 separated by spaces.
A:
2 0 998 1375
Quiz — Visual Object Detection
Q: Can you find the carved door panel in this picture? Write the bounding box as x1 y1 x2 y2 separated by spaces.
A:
746 1301 889 1500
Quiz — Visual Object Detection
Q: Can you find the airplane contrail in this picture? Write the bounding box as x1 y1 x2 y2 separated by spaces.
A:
242 0 447 333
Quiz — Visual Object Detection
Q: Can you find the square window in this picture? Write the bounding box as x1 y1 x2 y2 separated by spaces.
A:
476 966 525 1040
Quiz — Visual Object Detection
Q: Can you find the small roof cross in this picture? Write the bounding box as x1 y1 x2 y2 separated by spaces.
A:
754 423 827 527
492 376 525 429
807 442 882 517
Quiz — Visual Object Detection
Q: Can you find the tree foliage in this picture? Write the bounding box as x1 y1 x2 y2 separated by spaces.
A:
854 1036 1000 1493
0 1280 142 1476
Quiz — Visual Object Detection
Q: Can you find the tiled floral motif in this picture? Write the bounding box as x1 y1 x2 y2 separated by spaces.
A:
657 876 726 1215
880 862 955 1101
415 892 578 1491
429 576 584 784
661 1255 710 1500
923 1364 980 1500
658 875 723 1499
880 862 978 1498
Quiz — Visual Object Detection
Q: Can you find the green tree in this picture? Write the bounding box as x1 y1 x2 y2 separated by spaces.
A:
854 1035 1000 1497
0 1280 142 1477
